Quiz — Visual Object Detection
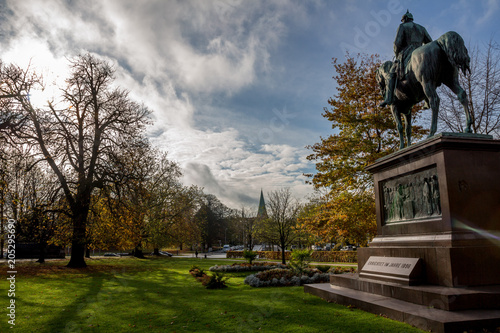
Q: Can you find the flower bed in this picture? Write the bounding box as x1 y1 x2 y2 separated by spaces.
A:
226 250 357 263
244 266 357 288
209 262 287 272
244 268 329 287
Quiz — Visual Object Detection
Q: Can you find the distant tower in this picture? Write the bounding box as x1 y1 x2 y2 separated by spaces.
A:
257 189 268 218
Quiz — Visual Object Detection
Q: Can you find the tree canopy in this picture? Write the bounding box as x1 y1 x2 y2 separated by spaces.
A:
302 54 426 246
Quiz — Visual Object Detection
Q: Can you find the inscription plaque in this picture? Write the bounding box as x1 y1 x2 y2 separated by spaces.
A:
360 256 422 285
381 166 441 224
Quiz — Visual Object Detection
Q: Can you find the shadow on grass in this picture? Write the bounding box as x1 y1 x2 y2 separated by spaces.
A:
10 257 424 332
44 273 107 332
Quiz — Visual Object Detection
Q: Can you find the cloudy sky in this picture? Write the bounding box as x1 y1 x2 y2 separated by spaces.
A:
0 0 498 209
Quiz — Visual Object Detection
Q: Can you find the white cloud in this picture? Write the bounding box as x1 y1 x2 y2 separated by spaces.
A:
477 0 500 25
0 0 317 208
150 126 311 208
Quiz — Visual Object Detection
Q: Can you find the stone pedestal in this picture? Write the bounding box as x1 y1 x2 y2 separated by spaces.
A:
361 132 500 287
305 133 500 332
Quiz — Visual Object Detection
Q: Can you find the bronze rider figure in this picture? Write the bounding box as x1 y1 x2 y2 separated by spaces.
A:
380 10 432 107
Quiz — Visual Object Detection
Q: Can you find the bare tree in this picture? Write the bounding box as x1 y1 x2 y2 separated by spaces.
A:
0 61 27 134
0 144 63 262
239 206 258 250
439 39 500 137
260 188 301 264
1 54 151 267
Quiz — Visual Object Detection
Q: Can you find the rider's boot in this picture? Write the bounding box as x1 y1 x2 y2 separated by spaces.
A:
379 73 396 107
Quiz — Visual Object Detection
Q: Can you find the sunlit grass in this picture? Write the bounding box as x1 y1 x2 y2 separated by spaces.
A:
0 257 424 332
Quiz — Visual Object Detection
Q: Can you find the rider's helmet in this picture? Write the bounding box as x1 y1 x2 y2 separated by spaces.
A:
401 10 414 23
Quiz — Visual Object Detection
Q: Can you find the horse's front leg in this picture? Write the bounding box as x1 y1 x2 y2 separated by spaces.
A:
424 83 440 137
391 105 405 149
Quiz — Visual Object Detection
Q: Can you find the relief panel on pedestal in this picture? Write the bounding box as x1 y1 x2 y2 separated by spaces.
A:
381 166 442 224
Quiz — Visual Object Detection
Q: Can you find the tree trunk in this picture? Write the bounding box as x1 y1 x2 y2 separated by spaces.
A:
281 241 286 265
36 240 46 264
133 244 145 259
85 247 91 258
153 248 160 256
67 211 88 268
247 234 253 251
67 242 87 268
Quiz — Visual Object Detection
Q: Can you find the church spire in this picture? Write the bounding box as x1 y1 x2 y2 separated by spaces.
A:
257 189 267 218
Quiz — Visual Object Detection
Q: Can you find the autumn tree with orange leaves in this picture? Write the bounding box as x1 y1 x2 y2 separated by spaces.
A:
301 54 427 247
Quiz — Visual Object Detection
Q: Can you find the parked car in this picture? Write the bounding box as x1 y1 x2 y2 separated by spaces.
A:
311 245 323 251
150 251 173 257
324 244 335 251
222 244 231 252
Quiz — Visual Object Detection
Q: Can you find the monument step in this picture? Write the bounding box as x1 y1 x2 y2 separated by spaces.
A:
330 273 500 311
304 282 500 333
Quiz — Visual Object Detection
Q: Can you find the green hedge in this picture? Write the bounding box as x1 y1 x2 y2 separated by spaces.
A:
311 251 357 263
226 251 290 260
226 250 357 263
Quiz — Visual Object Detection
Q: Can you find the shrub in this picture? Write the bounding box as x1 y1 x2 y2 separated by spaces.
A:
189 265 206 278
189 265 201 272
189 266 229 289
203 272 229 289
330 266 357 274
314 265 331 273
289 249 313 274
242 250 258 264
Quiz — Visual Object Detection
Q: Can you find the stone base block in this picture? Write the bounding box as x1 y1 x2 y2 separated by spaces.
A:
330 273 500 311
305 280 500 333
357 245 500 287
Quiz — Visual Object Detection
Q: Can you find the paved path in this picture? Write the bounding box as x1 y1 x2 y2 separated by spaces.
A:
1 253 357 266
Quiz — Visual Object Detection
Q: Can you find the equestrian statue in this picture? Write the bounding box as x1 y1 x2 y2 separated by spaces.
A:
377 10 472 149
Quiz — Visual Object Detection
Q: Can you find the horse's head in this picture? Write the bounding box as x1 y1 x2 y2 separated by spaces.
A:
376 61 393 99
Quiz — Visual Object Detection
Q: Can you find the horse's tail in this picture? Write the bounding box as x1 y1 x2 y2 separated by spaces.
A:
436 31 470 75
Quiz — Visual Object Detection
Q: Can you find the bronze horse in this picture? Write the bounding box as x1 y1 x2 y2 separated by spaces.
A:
376 31 472 149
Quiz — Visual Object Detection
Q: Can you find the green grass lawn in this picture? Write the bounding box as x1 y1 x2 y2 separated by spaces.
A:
0 257 424 332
